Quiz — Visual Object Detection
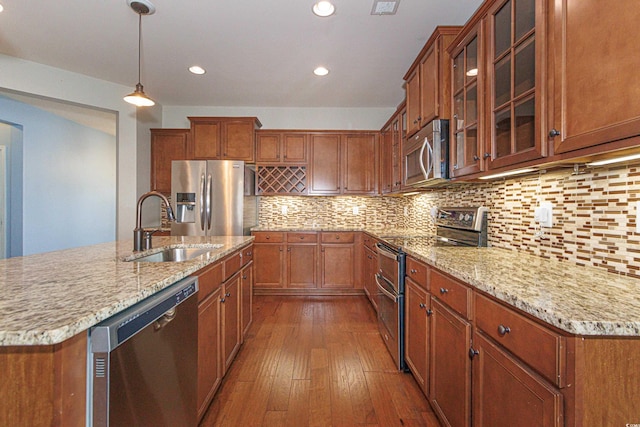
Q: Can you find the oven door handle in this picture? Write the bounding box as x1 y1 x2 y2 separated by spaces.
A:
375 242 398 261
375 273 398 302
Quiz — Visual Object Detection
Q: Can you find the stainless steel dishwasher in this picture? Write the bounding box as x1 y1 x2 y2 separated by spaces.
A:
88 276 198 427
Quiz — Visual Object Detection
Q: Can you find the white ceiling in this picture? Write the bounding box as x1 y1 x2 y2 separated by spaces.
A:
0 0 483 109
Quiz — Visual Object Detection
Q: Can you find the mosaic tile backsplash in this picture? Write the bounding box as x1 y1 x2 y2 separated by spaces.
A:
258 161 640 278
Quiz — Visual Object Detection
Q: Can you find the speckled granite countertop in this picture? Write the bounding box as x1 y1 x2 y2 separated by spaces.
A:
254 227 640 337
0 236 253 346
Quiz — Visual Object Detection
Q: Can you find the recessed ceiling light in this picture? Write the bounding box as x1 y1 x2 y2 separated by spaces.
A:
371 0 400 15
189 65 206 75
313 1 335 17
314 66 330 76
0 4 4 12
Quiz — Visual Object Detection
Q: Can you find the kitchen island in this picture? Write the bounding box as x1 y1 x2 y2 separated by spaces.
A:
0 235 253 426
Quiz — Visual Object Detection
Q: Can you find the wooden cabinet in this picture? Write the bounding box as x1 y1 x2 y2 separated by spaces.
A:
362 234 378 310
471 331 563 427
430 297 473 427
256 131 308 164
189 117 261 163
405 27 461 137
405 277 431 395
320 232 357 289
309 132 378 195
450 22 485 178
485 0 547 170
253 232 285 289
196 261 224 421
240 254 253 339
150 128 189 193
221 272 241 374
286 232 317 288
549 0 640 155
380 105 404 194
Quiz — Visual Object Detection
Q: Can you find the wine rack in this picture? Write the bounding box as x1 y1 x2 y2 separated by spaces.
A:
257 165 307 195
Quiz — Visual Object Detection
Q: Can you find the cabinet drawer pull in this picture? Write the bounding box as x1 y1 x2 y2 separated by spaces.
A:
225 292 231 297
439 288 448 295
410 268 417 274
469 347 479 359
220 298 226 303
419 303 426 309
498 324 511 336
548 129 561 138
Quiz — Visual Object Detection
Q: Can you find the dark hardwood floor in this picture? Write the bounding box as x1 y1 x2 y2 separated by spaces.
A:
200 295 441 426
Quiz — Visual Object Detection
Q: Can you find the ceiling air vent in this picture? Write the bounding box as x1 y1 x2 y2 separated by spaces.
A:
371 0 400 15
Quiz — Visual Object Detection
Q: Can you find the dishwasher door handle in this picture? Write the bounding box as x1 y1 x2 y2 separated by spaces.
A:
153 307 177 331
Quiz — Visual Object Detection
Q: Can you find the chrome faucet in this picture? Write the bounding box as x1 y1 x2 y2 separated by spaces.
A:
133 191 176 251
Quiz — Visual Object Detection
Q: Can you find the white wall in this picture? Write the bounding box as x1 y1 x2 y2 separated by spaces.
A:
0 96 116 254
0 54 146 241
163 106 394 130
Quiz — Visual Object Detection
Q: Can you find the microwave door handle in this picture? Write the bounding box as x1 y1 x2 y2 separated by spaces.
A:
375 274 398 302
419 138 429 179
199 173 206 231
206 174 213 231
426 140 434 178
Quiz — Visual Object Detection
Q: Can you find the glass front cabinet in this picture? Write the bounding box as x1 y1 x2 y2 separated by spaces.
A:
450 25 484 178
486 0 547 170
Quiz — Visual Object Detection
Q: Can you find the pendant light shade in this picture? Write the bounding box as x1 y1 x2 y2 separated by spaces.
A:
124 1 155 107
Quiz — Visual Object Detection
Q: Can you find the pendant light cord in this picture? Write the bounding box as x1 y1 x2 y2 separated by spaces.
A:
137 12 142 85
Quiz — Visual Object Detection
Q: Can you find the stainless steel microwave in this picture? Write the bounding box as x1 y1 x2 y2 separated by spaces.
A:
403 119 449 188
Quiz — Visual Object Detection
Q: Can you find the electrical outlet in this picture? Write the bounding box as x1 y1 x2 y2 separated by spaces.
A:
281 205 288 215
352 206 359 215
534 202 553 227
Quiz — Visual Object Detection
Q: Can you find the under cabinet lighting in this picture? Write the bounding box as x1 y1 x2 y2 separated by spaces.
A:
402 191 420 196
586 153 640 167
479 168 537 180
466 68 478 77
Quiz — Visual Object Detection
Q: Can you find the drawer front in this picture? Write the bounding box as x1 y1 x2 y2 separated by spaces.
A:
430 269 471 319
363 234 378 251
475 292 566 387
197 262 223 303
287 232 318 243
321 232 355 243
241 245 253 266
223 251 242 281
252 232 285 243
406 257 428 290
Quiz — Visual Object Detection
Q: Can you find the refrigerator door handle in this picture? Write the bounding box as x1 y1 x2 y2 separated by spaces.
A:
206 174 213 231
199 173 206 231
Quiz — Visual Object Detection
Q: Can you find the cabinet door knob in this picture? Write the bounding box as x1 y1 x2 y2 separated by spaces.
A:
220 298 226 303
549 129 561 138
497 324 511 336
483 152 491 159
469 347 479 359
225 292 231 297
439 288 448 295
473 155 480 161
426 309 433 316
419 303 426 309
287 247 291 252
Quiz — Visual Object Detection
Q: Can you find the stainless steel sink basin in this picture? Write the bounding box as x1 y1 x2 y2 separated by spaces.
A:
128 245 223 263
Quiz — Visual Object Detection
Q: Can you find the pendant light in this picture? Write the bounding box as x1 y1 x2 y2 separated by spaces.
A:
124 0 155 107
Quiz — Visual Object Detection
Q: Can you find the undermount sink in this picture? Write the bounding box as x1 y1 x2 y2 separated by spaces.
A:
127 245 223 263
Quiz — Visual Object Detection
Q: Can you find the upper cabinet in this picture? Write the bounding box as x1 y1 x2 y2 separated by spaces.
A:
308 132 378 195
549 0 640 155
485 0 547 170
189 117 262 163
405 27 461 137
150 128 190 193
256 131 307 164
450 23 485 177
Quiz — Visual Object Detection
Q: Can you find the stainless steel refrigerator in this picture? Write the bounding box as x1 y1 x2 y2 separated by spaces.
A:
170 160 257 236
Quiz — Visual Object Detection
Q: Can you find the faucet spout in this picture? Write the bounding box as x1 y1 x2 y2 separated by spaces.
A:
133 191 175 251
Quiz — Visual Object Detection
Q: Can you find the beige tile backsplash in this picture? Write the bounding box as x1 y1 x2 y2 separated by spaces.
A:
258 161 640 278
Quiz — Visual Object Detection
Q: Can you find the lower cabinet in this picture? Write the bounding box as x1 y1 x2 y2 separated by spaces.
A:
471 332 563 427
221 272 241 374
430 298 472 427
405 278 431 395
196 244 252 421
286 232 318 288
320 232 356 289
362 242 378 310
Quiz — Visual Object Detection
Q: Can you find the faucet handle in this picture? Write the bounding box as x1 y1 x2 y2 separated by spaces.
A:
142 229 157 250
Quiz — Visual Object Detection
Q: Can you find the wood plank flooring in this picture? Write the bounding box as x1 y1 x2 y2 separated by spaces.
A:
200 295 441 427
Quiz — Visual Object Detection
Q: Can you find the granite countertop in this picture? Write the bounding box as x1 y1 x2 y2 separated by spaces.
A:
254 227 640 337
0 236 253 346
379 234 640 337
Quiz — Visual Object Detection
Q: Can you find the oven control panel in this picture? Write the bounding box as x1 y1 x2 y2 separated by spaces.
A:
434 207 488 231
